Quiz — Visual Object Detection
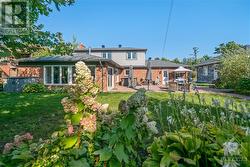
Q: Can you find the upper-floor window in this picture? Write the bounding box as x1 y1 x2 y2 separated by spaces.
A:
127 52 137 60
102 52 112 59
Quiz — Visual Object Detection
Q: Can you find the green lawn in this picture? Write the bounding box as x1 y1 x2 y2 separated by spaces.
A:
0 92 249 150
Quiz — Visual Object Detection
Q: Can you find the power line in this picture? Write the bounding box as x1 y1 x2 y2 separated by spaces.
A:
161 0 174 58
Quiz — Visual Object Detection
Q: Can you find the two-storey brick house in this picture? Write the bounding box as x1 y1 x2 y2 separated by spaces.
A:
16 45 187 92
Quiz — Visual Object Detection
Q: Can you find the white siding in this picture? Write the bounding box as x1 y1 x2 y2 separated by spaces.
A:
90 51 146 66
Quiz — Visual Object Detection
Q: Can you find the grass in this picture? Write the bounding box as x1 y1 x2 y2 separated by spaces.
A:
0 91 249 150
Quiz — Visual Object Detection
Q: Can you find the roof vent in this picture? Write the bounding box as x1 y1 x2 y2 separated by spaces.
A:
118 44 122 48
101 45 105 48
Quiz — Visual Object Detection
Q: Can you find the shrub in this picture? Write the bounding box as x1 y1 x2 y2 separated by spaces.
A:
220 53 250 89
236 77 250 95
212 78 225 89
22 83 47 93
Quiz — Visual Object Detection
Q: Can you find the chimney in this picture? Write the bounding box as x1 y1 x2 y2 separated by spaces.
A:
118 44 122 48
88 47 92 55
79 43 85 49
101 45 105 48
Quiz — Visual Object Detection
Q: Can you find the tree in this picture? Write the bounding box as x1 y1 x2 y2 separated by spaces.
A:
214 41 245 57
193 47 199 63
172 58 180 64
0 0 76 58
202 55 210 61
220 52 250 88
161 57 170 61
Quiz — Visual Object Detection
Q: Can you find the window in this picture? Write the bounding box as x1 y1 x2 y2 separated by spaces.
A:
53 66 60 84
72 66 76 83
102 52 112 59
88 66 96 81
44 65 95 85
45 66 52 84
61 66 68 84
125 69 129 76
127 52 137 60
203 66 208 76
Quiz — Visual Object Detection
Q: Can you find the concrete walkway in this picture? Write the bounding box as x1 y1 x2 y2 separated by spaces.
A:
111 85 250 100
196 87 250 100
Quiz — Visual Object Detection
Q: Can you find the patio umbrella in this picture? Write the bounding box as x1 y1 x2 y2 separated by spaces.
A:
173 66 192 72
146 60 152 90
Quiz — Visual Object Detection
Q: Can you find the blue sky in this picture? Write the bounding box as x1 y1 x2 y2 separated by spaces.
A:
38 0 250 60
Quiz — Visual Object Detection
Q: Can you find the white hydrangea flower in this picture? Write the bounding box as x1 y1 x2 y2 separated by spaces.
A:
212 98 220 107
241 127 250 136
223 142 239 156
166 116 173 124
147 121 158 134
223 159 240 167
142 115 148 123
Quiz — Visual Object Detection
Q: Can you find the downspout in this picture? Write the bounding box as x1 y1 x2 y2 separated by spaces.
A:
99 59 104 92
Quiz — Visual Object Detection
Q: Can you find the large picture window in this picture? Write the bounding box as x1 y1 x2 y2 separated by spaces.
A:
44 65 95 85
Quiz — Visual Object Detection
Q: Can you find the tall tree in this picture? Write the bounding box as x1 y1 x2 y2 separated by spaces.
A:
214 41 245 57
192 47 199 63
0 0 75 58
172 58 180 64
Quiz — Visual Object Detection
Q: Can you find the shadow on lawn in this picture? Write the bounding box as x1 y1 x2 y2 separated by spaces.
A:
0 93 66 151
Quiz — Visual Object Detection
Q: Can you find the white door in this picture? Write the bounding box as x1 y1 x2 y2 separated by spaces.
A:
107 67 114 90
162 70 169 86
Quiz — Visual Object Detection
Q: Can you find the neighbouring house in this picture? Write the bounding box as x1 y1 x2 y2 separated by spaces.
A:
14 45 188 92
195 56 221 83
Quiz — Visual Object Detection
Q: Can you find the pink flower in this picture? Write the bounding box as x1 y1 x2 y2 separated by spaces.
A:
23 133 33 140
80 114 96 133
67 124 74 135
3 143 14 154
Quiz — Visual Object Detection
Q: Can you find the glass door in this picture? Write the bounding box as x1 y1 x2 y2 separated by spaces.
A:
162 70 169 86
108 67 113 90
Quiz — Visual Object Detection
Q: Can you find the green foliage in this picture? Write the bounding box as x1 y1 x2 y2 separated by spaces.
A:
22 83 47 93
214 41 246 56
94 89 157 166
1 82 250 167
220 53 250 89
236 77 250 95
0 0 76 58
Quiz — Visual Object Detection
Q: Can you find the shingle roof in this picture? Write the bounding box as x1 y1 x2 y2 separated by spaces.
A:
145 60 188 68
75 47 147 52
17 53 122 68
195 56 221 67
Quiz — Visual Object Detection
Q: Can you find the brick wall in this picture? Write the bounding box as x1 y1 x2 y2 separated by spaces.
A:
95 65 108 92
0 63 17 78
119 67 178 86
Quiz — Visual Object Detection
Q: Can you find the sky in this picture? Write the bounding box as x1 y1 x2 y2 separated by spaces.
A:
38 0 250 60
